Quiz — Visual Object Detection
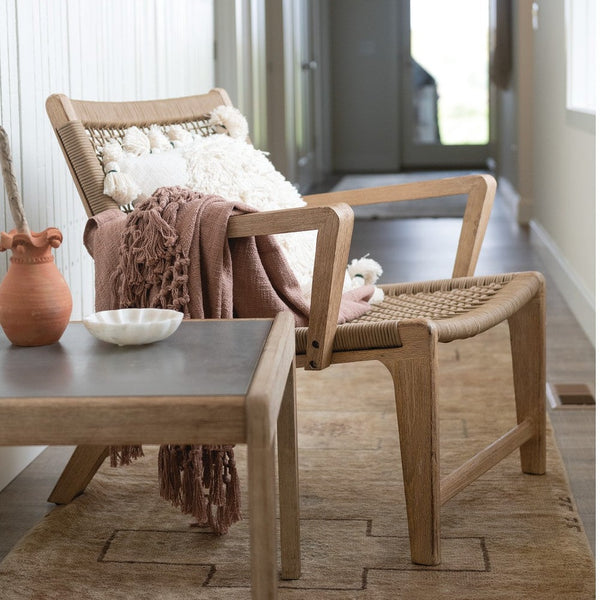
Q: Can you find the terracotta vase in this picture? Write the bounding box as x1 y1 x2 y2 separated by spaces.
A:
0 227 72 346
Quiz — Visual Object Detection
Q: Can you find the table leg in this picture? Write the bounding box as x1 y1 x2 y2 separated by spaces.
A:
47 445 108 504
247 438 278 600
277 362 301 579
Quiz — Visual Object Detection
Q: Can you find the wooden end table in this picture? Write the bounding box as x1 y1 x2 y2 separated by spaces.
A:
0 313 300 599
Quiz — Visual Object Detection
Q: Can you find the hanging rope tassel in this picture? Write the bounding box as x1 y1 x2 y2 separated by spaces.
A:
223 449 242 527
156 444 240 535
158 445 182 506
199 445 241 535
109 444 144 468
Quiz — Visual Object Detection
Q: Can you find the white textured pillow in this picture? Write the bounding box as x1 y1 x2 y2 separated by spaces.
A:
120 150 188 198
99 107 382 301
183 134 316 296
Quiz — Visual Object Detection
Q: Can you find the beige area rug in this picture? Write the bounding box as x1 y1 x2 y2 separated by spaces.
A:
332 170 485 219
0 324 595 598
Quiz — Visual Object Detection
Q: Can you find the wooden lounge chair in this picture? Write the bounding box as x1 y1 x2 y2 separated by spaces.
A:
46 88 546 567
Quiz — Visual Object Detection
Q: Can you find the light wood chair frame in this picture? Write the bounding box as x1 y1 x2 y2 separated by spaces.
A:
46 88 546 567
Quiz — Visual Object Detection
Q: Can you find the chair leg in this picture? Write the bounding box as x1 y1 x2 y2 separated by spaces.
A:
277 363 301 579
508 288 546 475
247 439 278 600
384 329 441 566
47 445 109 504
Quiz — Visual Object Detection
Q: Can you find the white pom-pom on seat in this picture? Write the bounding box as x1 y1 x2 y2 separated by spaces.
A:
342 265 385 304
346 256 384 304
347 256 383 285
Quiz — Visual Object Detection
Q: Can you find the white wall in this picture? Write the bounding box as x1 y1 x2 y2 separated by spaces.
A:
0 0 215 490
494 1 595 344
530 0 595 343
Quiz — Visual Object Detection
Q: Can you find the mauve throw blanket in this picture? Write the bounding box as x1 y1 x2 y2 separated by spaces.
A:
83 186 374 534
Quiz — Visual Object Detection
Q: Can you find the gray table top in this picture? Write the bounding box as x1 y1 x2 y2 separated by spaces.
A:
0 320 273 398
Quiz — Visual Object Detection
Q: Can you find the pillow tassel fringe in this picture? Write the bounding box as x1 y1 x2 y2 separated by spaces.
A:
103 167 141 206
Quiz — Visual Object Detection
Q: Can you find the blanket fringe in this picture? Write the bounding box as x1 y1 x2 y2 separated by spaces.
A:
110 445 144 468
110 189 192 317
107 189 243 535
157 444 241 535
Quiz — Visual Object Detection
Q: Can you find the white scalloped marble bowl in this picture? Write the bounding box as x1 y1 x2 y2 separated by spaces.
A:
83 308 183 346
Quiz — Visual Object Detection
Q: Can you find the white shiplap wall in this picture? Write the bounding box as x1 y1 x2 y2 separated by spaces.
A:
0 0 215 490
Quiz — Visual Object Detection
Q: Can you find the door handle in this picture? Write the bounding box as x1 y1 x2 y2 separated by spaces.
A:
301 61 318 71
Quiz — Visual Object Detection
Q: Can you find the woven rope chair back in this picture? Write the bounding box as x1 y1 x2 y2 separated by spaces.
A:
46 88 233 217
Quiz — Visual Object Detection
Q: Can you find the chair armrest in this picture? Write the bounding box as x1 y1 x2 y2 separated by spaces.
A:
303 173 496 278
227 203 354 370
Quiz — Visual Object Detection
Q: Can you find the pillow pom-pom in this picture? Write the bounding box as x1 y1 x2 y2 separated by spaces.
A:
101 140 123 164
123 126 151 156
102 160 120 175
147 125 172 152
347 256 383 286
208 106 249 140
166 125 194 146
103 168 141 206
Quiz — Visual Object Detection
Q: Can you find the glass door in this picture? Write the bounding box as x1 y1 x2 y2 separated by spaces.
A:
400 0 491 168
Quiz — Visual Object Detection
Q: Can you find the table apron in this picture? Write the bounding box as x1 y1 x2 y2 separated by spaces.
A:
0 395 247 445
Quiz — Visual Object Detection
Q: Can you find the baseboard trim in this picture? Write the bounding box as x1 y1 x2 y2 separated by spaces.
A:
497 176 532 224
529 220 595 346
497 176 520 219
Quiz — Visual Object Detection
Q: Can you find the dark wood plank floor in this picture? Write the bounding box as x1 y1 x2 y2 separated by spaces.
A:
0 180 595 561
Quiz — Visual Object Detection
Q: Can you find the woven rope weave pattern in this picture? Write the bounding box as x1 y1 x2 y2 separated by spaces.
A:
85 119 213 159
355 281 507 323
295 273 536 354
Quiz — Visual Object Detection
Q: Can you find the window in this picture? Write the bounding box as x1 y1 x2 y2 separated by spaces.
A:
565 0 596 114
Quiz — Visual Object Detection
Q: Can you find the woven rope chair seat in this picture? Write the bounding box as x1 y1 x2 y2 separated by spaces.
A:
296 271 542 354
356 281 506 322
